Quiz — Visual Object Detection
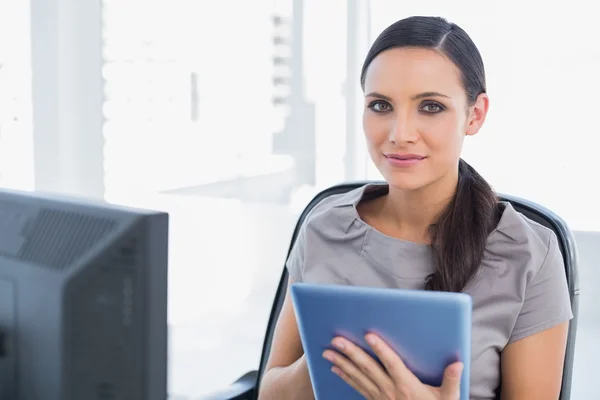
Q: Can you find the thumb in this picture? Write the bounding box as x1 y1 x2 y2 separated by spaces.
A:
439 362 463 399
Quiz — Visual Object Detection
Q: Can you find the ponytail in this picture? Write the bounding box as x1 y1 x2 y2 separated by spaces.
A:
425 159 500 292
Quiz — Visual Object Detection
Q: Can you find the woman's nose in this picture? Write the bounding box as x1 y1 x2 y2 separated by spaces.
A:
388 115 418 144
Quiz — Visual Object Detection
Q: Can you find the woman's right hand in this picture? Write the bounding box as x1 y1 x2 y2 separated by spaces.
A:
325 334 463 400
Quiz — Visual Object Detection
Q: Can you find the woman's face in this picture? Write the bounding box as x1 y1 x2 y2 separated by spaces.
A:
362 47 488 191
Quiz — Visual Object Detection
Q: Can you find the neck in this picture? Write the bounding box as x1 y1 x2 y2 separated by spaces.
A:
383 168 459 243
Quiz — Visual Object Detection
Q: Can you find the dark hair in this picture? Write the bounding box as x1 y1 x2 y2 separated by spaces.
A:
362 16 500 292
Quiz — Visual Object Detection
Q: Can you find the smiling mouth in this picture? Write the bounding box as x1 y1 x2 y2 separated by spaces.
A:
384 154 426 160
384 154 426 168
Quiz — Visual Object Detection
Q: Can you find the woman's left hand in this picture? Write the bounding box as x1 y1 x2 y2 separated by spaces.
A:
323 333 463 400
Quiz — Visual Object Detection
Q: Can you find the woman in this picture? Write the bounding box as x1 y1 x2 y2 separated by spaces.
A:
259 16 572 400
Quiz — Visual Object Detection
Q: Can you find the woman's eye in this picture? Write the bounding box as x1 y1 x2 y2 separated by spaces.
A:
368 101 392 113
421 102 444 113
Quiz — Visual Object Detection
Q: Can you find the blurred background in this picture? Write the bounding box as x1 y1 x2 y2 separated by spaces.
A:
0 0 598 398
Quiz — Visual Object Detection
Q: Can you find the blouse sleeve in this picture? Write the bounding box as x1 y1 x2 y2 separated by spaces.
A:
286 222 307 282
508 232 573 343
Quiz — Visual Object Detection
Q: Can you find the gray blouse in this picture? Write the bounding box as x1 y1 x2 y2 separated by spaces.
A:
287 183 573 399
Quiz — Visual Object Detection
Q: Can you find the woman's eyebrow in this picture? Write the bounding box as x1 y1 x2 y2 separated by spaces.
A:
365 92 393 101
411 91 450 100
365 91 450 101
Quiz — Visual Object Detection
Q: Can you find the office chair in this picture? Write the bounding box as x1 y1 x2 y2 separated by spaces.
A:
203 181 580 400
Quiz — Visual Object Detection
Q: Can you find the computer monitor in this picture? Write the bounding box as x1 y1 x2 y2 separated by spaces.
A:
0 188 168 400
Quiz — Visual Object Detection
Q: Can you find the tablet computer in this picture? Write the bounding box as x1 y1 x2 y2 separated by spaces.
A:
291 283 472 400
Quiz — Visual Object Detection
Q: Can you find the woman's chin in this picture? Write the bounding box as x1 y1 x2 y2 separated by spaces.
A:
383 175 427 192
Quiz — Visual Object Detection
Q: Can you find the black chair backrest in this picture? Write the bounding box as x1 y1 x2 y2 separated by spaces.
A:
256 182 580 400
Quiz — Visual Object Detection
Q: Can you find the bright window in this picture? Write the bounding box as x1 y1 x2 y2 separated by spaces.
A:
0 0 34 191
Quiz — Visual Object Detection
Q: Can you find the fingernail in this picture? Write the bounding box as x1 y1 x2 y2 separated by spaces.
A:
448 363 463 378
366 334 377 345
333 339 345 350
323 351 334 361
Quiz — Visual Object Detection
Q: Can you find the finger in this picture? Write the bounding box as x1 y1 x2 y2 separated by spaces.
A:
365 333 416 384
439 362 463 400
323 348 382 398
332 337 394 390
331 366 372 399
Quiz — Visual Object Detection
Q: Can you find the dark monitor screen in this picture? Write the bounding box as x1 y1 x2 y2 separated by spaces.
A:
0 189 168 400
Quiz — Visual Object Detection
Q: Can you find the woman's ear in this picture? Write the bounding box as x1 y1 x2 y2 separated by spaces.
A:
466 93 489 137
